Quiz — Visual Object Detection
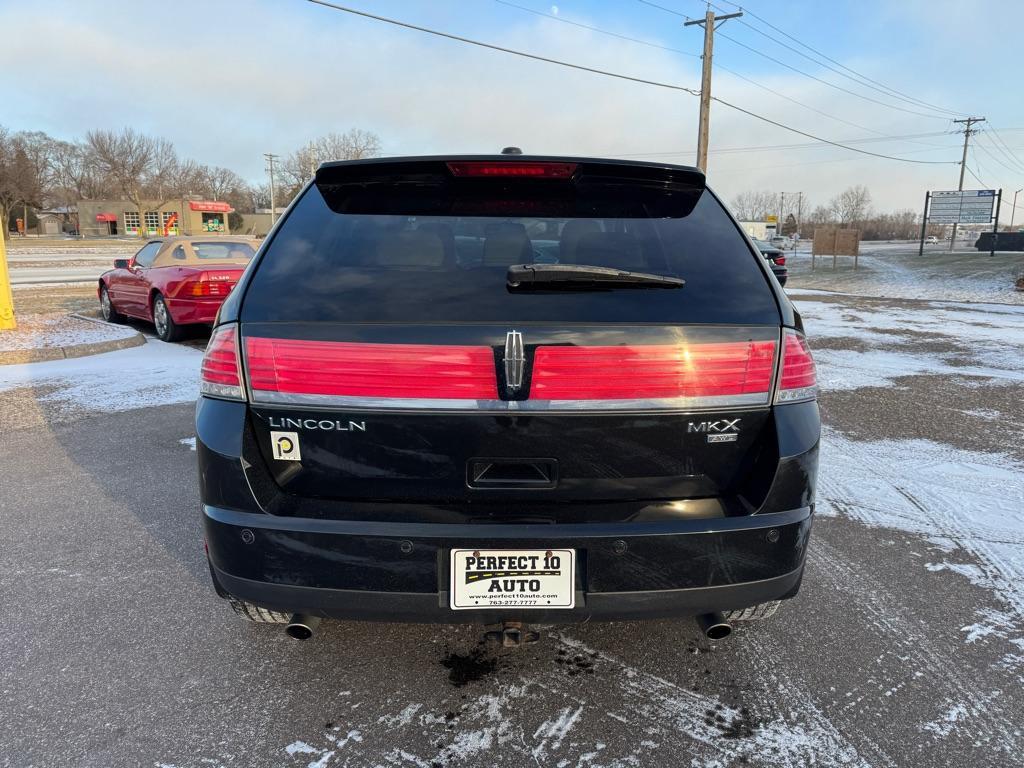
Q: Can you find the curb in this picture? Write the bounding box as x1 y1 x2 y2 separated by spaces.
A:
0 314 145 365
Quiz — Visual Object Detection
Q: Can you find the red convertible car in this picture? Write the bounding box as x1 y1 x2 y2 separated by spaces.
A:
98 236 258 342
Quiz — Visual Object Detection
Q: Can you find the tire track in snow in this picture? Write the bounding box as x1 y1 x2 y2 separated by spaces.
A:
808 534 1022 755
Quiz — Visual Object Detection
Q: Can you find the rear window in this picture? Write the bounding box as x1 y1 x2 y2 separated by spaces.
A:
192 241 255 261
241 182 778 325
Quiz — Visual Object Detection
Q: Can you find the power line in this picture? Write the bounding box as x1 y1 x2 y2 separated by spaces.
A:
983 125 1024 173
613 131 955 158
710 95 955 163
708 0 970 118
973 137 1024 177
492 0 699 58
496 0 900 139
306 0 957 166
637 0 955 120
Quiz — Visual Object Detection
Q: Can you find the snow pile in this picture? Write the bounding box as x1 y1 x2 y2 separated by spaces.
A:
0 314 138 352
0 338 201 410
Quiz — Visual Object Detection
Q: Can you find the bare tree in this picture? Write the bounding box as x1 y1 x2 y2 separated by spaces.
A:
282 128 382 189
86 129 194 236
829 185 872 227
730 190 778 221
86 128 157 234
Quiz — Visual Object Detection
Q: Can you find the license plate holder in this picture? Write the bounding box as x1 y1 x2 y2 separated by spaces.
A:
449 548 576 610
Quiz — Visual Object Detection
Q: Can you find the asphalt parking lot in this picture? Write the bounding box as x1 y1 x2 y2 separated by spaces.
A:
2 255 1024 766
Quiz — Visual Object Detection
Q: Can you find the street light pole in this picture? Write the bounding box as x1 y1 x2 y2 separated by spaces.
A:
1011 188 1022 231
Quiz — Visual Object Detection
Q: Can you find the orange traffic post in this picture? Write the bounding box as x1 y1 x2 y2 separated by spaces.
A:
0 233 16 330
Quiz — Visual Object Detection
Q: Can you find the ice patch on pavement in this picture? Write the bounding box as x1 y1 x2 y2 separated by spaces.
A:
180 437 196 450
0 339 201 411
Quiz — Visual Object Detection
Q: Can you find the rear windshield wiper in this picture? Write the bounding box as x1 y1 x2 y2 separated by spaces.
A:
507 264 685 291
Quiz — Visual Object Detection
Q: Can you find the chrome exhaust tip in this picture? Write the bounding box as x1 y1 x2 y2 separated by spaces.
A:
696 612 732 640
285 614 321 640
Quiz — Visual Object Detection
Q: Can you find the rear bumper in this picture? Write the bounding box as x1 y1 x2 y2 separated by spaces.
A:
204 504 812 624
167 297 222 325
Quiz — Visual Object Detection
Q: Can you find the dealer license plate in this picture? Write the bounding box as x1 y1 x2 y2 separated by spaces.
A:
449 549 576 610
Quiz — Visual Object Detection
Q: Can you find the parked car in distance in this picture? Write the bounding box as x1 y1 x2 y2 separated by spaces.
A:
198 155 820 644
753 238 789 286
769 235 790 249
925 235 939 244
98 236 258 342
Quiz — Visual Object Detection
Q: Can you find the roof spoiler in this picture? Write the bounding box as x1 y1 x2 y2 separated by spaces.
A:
313 156 706 218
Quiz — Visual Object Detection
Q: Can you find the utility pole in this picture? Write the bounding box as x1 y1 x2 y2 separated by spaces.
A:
264 153 280 228
1010 188 1022 231
949 117 985 251
685 8 742 173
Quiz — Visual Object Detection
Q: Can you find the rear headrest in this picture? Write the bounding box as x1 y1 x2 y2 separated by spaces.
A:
483 222 533 266
415 222 456 264
559 219 601 263
574 232 645 271
373 230 445 267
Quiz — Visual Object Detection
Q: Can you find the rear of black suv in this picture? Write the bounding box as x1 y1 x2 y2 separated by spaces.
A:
197 156 819 634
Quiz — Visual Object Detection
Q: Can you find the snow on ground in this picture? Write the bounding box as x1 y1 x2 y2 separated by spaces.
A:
786 245 1024 304
792 292 1024 389
817 427 1024 620
0 338 201 410
0 313 137 352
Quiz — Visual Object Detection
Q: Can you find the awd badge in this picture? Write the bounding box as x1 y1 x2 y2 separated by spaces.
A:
270 431 301 461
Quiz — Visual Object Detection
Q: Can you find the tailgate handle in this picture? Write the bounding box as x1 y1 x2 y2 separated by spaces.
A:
467 458 558 489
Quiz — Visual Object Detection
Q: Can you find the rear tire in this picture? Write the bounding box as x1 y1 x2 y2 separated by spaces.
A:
99 285 125 323
723 600 781 622
152 294 183 342
226 596 290 624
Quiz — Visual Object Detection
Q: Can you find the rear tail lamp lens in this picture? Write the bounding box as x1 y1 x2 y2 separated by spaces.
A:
200 324 244 400
773 256 786 265
775 330 817 403
531 341 777 401
190 280 233 296
245 338 499 400
447 161 577 178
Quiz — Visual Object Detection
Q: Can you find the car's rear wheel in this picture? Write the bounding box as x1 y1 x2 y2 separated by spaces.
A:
723 600 782 622
99 285 125 323
226 596 291 624
152 294 183 342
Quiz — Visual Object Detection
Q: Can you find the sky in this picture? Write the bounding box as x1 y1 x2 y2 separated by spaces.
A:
3 0 1024 216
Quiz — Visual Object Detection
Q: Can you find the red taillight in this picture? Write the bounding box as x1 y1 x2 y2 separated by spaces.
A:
446 161 578 179
773 256 786 266
531 341 777 401
776 330 817 402
245 338 499 401
189 280 234 296
200 324 243 400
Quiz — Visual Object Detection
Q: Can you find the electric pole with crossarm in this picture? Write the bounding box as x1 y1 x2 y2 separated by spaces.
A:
949 117 985 251
685 8 742 173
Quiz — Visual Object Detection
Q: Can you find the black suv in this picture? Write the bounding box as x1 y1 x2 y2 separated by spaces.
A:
197 156 819 641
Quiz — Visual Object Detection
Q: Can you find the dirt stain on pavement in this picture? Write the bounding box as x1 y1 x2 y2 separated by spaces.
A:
440 643 498 687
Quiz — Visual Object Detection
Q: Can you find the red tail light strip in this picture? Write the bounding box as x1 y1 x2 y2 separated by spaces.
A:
246 337 499 403
530 341 777 408
241 337 778 411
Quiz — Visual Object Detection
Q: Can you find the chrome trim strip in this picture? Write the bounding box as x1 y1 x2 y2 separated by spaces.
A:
250 389 769 411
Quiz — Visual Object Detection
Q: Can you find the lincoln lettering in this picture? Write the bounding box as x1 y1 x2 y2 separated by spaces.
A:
267 416 367 432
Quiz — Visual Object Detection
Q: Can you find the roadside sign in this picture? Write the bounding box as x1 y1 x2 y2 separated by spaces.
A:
927 190 996 224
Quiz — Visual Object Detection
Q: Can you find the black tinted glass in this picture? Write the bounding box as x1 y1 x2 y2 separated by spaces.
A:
241 185 778 325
